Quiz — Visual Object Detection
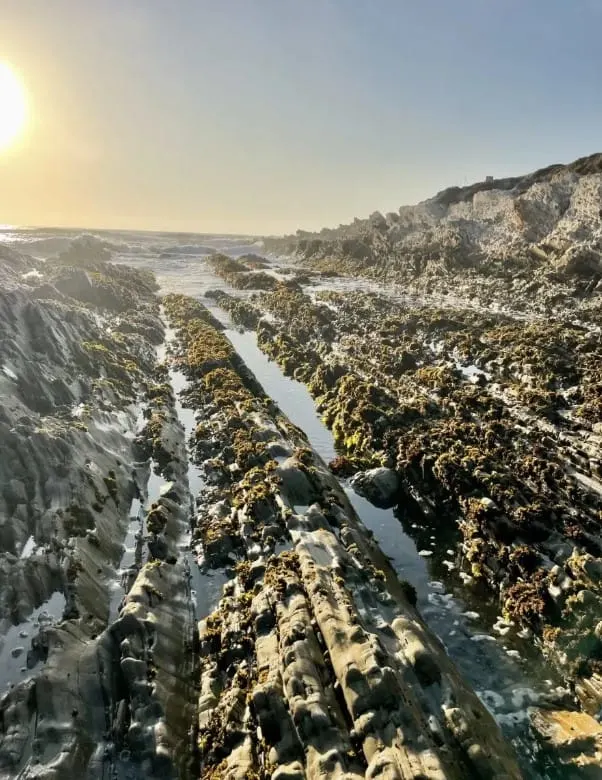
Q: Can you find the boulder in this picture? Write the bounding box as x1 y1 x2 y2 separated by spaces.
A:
275 458 316 506
350 467 400 508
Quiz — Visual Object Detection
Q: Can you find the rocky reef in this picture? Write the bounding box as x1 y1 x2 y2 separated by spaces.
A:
3 191 602 777
207 254 279 291
162 294 523 780
0 241 196 778
0 243 530 779
204 273 602 752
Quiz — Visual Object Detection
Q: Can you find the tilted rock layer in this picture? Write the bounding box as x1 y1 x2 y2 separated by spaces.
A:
162 294 522 780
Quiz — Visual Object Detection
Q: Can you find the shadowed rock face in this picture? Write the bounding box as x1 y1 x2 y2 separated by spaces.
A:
0 245 197 778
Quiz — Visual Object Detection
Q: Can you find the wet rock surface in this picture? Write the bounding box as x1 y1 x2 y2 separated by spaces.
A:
163 294 522 779
199 228 602 773
0 244 195 778
219 282 602 718
530 708 602 776
349 468 401 509
3 206 602 777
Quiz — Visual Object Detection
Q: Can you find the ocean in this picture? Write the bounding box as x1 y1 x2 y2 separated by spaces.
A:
0 225 265 296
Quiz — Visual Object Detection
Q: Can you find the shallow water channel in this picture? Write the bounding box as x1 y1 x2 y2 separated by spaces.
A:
167 352 230 617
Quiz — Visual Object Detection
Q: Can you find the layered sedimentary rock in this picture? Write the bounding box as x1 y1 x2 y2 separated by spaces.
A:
163 294 522 780
0 242 196 778
263 152 602 321
206 281 602 727
3 203 602 777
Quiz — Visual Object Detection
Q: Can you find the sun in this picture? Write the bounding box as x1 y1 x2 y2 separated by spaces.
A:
0 63 27 151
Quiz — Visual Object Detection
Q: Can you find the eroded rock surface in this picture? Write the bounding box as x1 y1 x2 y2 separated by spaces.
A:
163 294 523 780
0 242 196 778
211 275 602 721
264 152 602 321
3 213 601 778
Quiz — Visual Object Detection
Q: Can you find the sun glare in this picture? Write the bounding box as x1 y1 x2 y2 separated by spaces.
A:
0 63 27 151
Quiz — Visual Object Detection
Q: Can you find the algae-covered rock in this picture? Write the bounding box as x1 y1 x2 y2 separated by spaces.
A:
163 294 523 780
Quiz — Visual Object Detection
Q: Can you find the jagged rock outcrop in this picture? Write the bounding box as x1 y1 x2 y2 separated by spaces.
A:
263 152 602 291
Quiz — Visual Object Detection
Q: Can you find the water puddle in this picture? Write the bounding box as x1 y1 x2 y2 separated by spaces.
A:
224 328 337 462
120 498 143 571
0 591 66 691
169 365 204 499
109 391 166 623
146 464 167 509
109 495 145 621
187 555 229 618
293 503 311 515
2 365 17 381
156 320 229 618
456 361 492 383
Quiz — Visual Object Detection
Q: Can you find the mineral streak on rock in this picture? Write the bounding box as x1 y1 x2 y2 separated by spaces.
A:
163 294 522 780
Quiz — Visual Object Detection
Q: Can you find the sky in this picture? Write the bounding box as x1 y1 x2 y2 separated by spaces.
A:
1 0 601 235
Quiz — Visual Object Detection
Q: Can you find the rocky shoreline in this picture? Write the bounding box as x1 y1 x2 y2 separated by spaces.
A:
0 241 197 778
162 293 522 779
208 282 602 716
263 153 602 323
1 212 602 778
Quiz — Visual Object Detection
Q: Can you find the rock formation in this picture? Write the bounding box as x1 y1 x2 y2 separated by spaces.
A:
263 152 602 317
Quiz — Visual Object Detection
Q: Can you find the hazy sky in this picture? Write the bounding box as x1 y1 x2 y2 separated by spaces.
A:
2 0 601 234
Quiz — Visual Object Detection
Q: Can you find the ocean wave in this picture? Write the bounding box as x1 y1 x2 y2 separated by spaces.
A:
17 236 74 256
0 229 265 263
7 233 128 259
158 244 217 257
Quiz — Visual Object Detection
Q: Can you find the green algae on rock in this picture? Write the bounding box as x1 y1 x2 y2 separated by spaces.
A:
233 279 602 719
163 294 523 780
